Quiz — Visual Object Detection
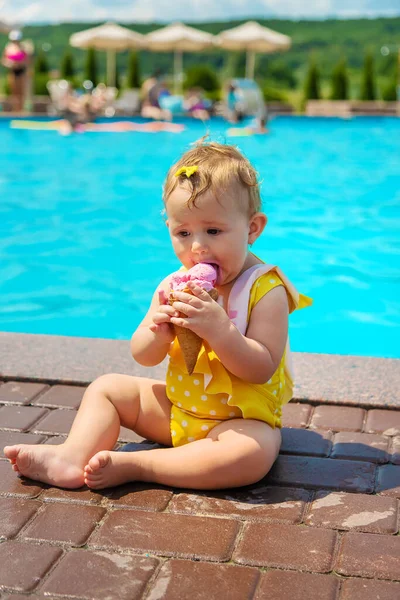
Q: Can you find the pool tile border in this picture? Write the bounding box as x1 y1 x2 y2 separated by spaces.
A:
0 332 399 408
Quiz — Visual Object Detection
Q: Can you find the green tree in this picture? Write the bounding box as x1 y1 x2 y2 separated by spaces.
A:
114 63 121 90
84 47 98 86
60 50 74 78
34 50 49 75
33 74 50 95
303 58 321 100
33 50 50 96
260 58 297 89
184 64 219 92
381 79 397 101
224 52 246 79
330 58 349 100
262 85 288 102
359 53 376 100
381 64 399 101
126 51 141 88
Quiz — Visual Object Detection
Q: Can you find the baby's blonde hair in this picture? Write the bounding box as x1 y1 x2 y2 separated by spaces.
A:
163 140 262 216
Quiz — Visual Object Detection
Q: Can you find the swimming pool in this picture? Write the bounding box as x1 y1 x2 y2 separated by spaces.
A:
0 116 399 358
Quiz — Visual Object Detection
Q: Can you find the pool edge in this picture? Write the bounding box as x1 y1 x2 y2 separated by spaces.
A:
0 331 398 409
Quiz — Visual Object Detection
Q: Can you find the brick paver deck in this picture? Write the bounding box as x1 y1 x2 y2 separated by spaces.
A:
0 334 399 599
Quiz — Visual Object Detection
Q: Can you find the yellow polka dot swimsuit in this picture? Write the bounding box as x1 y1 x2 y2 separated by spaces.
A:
166 264 311 447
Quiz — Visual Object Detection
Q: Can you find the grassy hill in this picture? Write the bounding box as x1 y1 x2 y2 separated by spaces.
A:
1 17 399 101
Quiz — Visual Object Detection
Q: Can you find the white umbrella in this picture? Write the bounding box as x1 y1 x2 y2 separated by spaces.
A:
70 21 144 86
216 21 291 79
144 22 216 93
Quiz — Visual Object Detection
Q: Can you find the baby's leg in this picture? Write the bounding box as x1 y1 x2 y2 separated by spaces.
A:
4 375 172 488
84 419 281 490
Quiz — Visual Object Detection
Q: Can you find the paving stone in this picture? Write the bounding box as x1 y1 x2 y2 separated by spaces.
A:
31 384 85 409
1 595 42 600
146 559 260 600
41 435 65 445
119 441 166 452
0 541 62 592
0 405 48 432
90 509 240 561
331 432 389 463
280 428 332 457
0 432 46 457
41 549 159 600
376 464 400 498
0 461 44 498
2 594 42 600
281 403 312 428
0 382 49 406
268 455 376 492
339 577 400 599
106 482 173 511
255 569 339 600
168 486 309 524
234 522 337 572
310 406 365 432
31 408 77 435
42 486 106 505
305 491 398 533
23 502 106 546
336 531 400 580
0 497 41 539
392 437 400 464
118 427 146 443
364 409 400 436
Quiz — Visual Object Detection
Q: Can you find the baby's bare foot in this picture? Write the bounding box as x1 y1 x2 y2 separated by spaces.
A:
4 444 86 489
84 451 138 489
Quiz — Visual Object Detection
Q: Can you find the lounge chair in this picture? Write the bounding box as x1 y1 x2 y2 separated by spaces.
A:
113 89 141 116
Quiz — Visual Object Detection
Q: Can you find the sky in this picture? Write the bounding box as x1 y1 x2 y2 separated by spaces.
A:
1 0 399 26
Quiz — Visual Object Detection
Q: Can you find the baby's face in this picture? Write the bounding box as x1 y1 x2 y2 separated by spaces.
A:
165 183 257 286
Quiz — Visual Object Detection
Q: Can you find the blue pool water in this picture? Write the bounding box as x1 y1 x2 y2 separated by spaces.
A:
0 116 399 358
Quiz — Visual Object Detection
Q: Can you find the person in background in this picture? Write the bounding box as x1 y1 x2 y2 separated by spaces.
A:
141 71 171 121
58 83 107 135
183 87 211 121
226 81 244 123
1 30 29 112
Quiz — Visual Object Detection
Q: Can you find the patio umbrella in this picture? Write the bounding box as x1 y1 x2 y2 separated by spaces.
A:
69 21 144 86
216 21 291 79
144 22 216 93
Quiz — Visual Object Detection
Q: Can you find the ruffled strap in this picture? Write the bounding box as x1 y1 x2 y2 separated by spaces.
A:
228 263 311 335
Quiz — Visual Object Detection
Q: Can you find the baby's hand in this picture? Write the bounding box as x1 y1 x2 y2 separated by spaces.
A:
148 290 177 343
170 282 229 342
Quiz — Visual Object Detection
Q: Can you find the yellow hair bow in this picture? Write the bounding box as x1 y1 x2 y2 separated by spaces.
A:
174 165 198 178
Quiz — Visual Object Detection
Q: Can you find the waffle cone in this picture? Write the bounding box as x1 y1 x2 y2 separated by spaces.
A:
169 287 218 375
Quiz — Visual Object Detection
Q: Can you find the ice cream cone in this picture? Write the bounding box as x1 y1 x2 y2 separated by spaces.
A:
169 287 218 375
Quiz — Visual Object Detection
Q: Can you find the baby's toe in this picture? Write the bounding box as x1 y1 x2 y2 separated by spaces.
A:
88 451 110 472
4 445 21 461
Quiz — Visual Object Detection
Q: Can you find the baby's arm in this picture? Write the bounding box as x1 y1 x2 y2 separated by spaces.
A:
210 285 289 383
171 283 288 383
130 276 177 367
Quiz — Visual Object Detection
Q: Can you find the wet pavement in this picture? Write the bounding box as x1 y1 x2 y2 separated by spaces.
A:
0 333 399 599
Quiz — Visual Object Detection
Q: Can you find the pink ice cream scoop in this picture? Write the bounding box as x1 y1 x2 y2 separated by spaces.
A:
170 263 218 292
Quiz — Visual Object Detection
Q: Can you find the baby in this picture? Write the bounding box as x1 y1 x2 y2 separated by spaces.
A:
4 141 311 490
